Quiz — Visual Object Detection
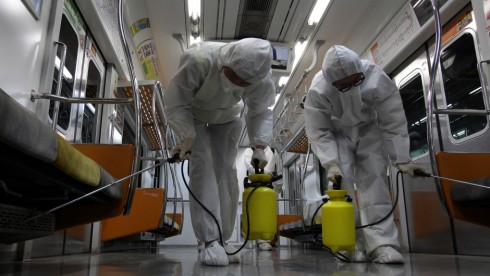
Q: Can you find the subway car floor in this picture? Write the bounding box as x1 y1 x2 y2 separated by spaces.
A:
1 245 490 275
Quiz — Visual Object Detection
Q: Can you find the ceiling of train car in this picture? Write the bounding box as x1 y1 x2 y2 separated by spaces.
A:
144 0 406 88
142 0 407 146
286 0 408 99
145 0 317 87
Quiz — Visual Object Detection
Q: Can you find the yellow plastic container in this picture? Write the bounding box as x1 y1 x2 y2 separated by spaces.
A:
242 174 277 240
322 190 355 253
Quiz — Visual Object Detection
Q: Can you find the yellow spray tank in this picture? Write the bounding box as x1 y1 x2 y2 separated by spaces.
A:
242 173 277 240
322 176 355 253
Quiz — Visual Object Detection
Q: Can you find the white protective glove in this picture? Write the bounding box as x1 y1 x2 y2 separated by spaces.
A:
171 137 195 161
251 148 268 169
274 183 284 198
327 163 343 184
396 163 426 178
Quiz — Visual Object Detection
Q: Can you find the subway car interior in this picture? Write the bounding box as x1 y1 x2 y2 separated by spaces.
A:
1 0 490 274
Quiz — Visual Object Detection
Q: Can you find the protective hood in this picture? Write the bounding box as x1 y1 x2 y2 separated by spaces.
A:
322 45 363 83
217 38 272 83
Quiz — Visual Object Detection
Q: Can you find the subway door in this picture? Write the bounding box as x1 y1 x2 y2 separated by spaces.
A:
31 5 89 259
63 33 107 256
73 34 106 144
391 46 454 254
48 10 86 142
433 18 490 256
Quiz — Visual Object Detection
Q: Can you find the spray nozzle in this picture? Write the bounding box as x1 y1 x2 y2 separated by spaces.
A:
252 158 262 174
333 175 342 190
166 152 181 164
414 169 431 177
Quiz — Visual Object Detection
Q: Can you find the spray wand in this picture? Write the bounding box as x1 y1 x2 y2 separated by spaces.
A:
414 170 490 190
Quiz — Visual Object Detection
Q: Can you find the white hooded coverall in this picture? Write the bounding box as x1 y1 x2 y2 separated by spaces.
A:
304 45 411 255
164 38 275 244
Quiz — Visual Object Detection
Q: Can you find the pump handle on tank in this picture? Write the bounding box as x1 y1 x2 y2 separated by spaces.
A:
252 158 262 174
333 175 342 190
167 152 182 164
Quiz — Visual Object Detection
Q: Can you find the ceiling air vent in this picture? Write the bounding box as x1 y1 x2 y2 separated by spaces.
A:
235 0 278 39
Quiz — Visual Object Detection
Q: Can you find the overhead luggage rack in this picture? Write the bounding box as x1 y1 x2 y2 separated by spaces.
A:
117 80 171 151
287 132 309 154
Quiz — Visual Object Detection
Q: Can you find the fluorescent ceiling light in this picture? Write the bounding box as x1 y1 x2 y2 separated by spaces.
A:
55 56 73 80
270 93 282 110
292 40 308 71
188 0 201 17
308 0 331 25
86 103 96 113
412 0 423 9
468 87 481 95
278 76 289 87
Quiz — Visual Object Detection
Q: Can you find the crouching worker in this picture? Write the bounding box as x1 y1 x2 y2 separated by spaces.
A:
164 38 276 266
304 45 425 264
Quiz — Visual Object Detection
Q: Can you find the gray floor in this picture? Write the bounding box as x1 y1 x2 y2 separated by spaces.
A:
1 246 490 275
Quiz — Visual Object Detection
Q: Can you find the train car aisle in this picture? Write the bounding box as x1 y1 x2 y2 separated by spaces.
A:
1 246 490 275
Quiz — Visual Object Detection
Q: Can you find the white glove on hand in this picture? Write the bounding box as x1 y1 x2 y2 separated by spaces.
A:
171 137 195 161
327 163 343 183
274 183 284 198
251 148 268 169
396 163 426 178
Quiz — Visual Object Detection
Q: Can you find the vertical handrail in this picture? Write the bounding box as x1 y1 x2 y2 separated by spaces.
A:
51 42 67 131
427 0 450 215
117 0 142 215
273 40 324 147
151 82 168 214
300 143 311 231
154 82 184 233
157 81 183 232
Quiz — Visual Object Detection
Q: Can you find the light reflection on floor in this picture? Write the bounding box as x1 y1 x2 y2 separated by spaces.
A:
1 246 490 275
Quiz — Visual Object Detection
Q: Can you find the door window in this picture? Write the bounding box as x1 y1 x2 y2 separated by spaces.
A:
81 60 102 143
49 14 79 131
399 73 428 158
440 32 488 140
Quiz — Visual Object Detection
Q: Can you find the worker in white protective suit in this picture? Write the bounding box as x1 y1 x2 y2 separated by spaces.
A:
164 38 275 266
243 146 283 251
304 45 425 264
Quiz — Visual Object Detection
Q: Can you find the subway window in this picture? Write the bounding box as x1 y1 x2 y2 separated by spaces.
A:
49 14 79 131
440 32 488 140
399 73 428 158
81 60 102 143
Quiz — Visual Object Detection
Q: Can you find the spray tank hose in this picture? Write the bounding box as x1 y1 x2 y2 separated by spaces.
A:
180 160 280 256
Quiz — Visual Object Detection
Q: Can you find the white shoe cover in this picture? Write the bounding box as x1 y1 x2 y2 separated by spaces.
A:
223 244 241 263
371 245 404 264
338 250 367 262
258 241 272 251
199 241 229 266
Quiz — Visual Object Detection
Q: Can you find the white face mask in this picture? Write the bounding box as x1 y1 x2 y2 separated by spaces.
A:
220 71 244 94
